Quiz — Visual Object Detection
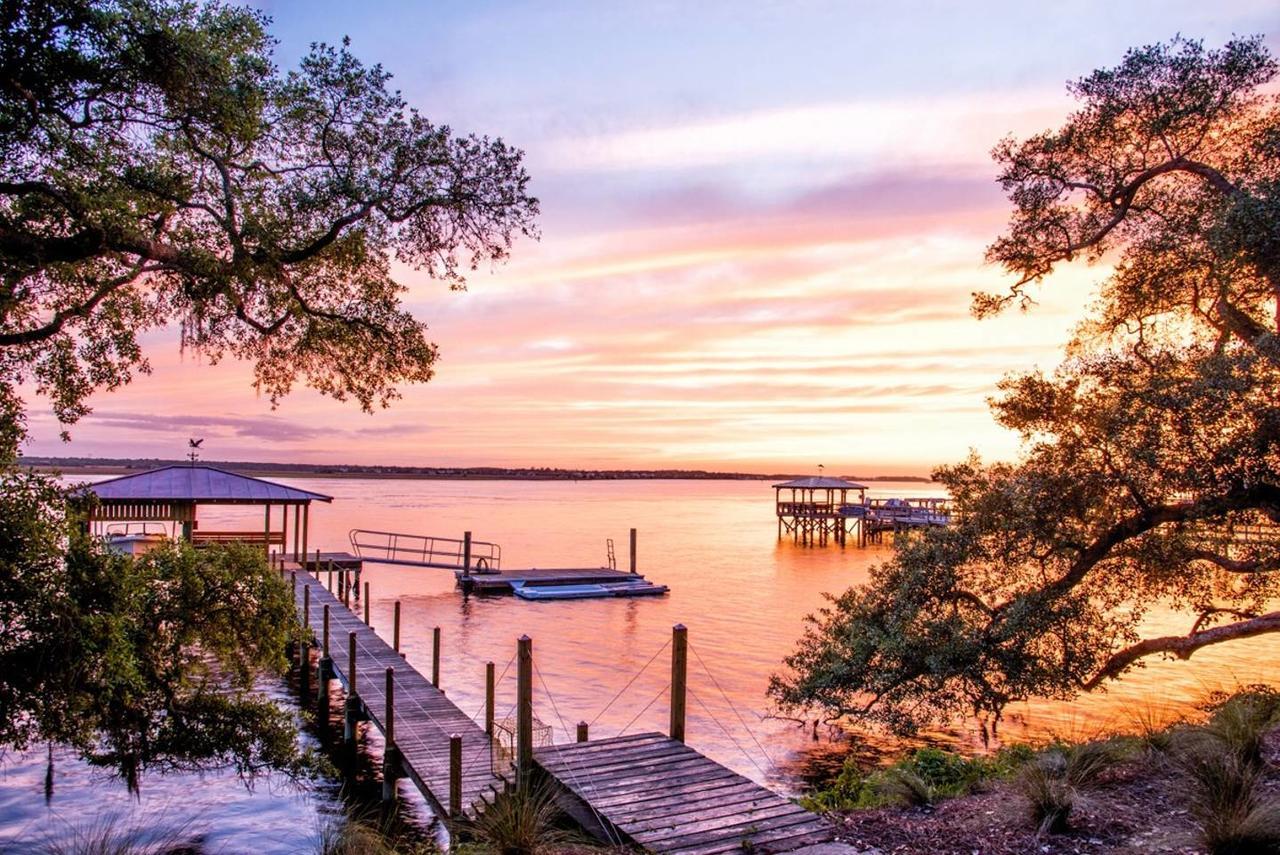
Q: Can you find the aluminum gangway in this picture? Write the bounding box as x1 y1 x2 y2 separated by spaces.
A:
349 528 501 572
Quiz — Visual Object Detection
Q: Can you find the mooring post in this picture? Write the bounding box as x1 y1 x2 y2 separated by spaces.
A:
363 582 370 627
485 661 495 736
432 626 441 688
629 527 638 575
393 601 401 653
314 548 320 576
342 570 351 608
577 721 589 743
516 635 533 790
318 605 332 709
670 623 688 742
344 631 360 745
382 666 397 804
449 734 463 818
303 583 310 631
463 530 472 579
327 561 334 593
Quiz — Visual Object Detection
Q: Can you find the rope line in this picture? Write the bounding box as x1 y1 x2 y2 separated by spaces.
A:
589 638 670 726
533 663 621 846
618 683 668 738
689 687 770 780
689 641 781 771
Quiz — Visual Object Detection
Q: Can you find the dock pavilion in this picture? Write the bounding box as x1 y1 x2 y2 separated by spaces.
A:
774 475 867 546
74 464 332 560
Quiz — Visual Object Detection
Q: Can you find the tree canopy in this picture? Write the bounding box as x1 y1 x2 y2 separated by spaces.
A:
770 36 1280 735
0 0 537 442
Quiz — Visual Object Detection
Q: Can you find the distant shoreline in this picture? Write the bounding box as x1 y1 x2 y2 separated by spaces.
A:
18 456 934 483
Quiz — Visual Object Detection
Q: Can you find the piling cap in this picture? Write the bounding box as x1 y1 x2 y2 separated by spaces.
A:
673 623 687 631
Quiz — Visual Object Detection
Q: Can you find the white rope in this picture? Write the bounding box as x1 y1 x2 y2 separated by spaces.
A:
618 683 668 738
688 687 771 780
688 641 781 771
589 638 670 726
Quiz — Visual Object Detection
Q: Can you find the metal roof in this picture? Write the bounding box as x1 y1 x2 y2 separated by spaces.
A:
772 476 868 490
76 465 333 504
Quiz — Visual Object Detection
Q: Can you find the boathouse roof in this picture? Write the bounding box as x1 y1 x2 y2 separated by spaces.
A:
75 464 333 504
772 476 868 490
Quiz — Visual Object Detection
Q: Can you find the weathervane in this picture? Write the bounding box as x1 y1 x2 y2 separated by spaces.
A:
187 437 204 465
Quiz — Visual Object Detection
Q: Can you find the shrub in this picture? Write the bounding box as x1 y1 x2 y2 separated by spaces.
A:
1015 741 1119 834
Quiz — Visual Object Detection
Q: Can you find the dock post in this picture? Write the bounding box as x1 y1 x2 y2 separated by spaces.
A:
393 601 401 653
344 631 360 745
382 667 398 804
485 661 495 736
291 571 296 593
314 548 320 576
516 635 533 790
342 571 350 608
577 721 589 743
449 734 462 818
318 605 332 708
432 627 441 688
303 583 310 631
463 531 472 579
630 528 637 574
670 624 687 742
363 582 370 627
327 561 333 593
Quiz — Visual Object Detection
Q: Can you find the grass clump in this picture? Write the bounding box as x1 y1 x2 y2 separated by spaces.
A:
802 744 1034 811
1173 687 1280 855
464 781 579 855
1014 740 1121 834
34 815 199 855
314 813 439 855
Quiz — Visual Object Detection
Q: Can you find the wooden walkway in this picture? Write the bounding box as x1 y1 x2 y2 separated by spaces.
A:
287 571 834 852
535 733 835 853
291 575 502 818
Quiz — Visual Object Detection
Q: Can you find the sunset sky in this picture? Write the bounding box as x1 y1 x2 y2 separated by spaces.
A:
22 1 1280 474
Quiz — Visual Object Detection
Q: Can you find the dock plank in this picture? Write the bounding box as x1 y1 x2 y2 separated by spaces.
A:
535 733 834 853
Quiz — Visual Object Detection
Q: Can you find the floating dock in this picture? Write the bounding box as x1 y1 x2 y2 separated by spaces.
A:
457 566 662 595
283 565 833 851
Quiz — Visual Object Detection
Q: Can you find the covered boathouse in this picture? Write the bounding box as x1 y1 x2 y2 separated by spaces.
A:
74 464 332 561
774 475 867 546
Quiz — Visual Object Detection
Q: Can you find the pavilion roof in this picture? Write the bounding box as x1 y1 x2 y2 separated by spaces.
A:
74 464 333 504
772 476 868 490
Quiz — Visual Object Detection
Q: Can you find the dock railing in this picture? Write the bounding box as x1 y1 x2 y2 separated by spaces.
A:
349 528 502 572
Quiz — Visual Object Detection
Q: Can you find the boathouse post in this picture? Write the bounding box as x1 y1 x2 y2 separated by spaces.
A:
463 531 472 579
484 661 495 736
345 631 360 745
670 624 688 742
449 734 462 818
432 627 441 688
516 635 533 790
363 582 371 627
393 601 401 653
629 528 637 574
382 666 398 804
577 721 589 743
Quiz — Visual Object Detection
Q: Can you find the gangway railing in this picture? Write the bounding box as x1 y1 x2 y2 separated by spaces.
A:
348 528 501 572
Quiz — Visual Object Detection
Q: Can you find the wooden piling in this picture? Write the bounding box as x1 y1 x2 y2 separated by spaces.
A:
383 666 397 804
327 561 333 593
463 531 472 578
577 721 589 743
449 734 463 818
322 604 330 657
516 635 533 790
393 601 401 652
363 582 370 626
344 631 361 744
485 661 495 736
291 570 297 593
629 527 637 574
670 624 688 742
316 655 331 729
303 583 310 630
432 626 441 688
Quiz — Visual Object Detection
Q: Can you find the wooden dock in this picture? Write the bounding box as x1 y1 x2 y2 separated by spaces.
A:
285 567 835 851
457 566 649 594
537 733 835 853
291 573 502 818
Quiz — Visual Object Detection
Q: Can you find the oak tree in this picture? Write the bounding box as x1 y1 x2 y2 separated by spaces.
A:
771 36 1280 734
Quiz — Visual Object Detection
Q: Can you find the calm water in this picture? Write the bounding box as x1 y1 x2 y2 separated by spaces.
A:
5 476 1279 848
